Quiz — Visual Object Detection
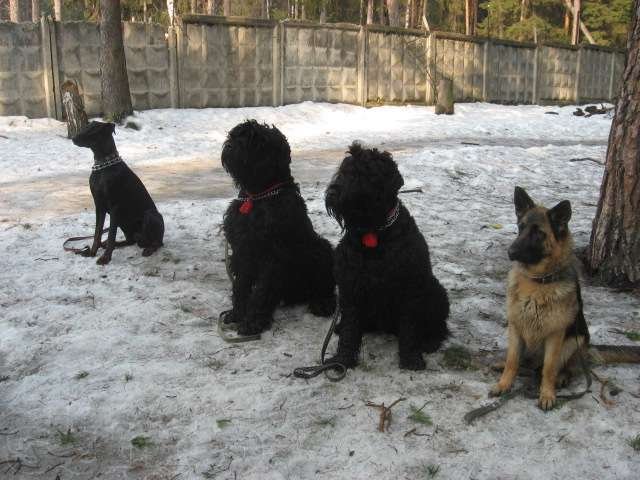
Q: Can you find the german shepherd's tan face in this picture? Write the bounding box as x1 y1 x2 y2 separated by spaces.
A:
508 186 573 276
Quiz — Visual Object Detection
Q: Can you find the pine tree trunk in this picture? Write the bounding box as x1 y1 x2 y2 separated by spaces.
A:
378 0 387 25
588 0 640 287
571 0 581 45
387 0 400 27
223 0 231 16
190 0 197 13
10 0 22 22
99 0 133 123
367 0 374 24
319 0 326 23
31 0 40 21
54 0 62 20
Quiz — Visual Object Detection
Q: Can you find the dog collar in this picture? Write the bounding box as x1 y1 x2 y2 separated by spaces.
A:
360 201 401 248
528 265 574 284
92 152 123 172
237 182 290 215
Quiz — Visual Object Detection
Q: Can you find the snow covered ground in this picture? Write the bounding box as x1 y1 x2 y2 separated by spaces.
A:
1 103 639 479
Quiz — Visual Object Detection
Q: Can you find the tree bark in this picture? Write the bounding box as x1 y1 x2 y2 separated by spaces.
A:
99 0 133 123
54 0 62 20
31 0 40 21
367 0 374 25
206 0 215 14
588 0 640 286
387 0 400 27
190 0 197 13
62 80 88 139
465 0 477 36
319 0 326 23
571 0 581 45
223 0 231 16
9 0 22 22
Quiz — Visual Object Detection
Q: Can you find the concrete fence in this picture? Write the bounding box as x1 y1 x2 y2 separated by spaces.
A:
0 15 626 119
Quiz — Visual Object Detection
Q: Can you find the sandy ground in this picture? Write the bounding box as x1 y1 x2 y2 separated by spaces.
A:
1 103 639 480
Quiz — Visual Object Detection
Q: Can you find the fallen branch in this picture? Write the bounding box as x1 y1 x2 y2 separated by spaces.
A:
569 157 604 166
365 397 406 432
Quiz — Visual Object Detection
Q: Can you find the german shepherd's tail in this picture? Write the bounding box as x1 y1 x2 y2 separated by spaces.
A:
589 345 640 364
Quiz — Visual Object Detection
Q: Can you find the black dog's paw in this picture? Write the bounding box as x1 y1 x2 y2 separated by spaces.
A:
308 295 336 317
237 317 270 336
325 353 358 369
77 246 94 257
399 352 426 371
220 309 240 324
142 246 159 257
96 253 112 265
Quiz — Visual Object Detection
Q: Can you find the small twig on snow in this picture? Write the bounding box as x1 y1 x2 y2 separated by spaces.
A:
365 397 406 432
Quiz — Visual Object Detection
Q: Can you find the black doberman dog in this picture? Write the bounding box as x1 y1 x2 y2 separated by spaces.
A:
72 121 164 265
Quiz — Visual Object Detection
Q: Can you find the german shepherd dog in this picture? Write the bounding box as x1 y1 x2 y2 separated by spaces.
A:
491 187 640 410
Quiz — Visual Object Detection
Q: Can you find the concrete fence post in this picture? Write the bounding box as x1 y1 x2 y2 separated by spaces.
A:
167 26 180 108
608 52 616 102
482 39 490 101
574 46 582 105
426 31 437 105
531 43 539 104
272 22 282 106
357 25 368 107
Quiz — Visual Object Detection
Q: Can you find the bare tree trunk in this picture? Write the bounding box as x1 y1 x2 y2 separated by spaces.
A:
223 0 231 16
319 0 326 23
387 0 400 27
62 80 88 139
520 0 529 22
206 0 215 14
99 0 133 123
190 0 197 13
367 0 374 24
301 2 305 20
31 0 40 21
404 0 411 28
571 0 581 45
465 0 477 36
564 7 571 35
54 0 62 20
588 1 640 286
9 0 22 22
378 0 387 25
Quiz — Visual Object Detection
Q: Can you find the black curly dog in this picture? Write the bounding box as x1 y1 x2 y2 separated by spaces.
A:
325 143 450 370
221 120 336 336
72 121 164 265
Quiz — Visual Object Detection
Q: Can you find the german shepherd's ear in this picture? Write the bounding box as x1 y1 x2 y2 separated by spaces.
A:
547 200 572 239
514 186 535 219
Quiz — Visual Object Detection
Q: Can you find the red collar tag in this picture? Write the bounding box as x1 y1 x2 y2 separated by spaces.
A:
361 232 378 248
239 199 253 215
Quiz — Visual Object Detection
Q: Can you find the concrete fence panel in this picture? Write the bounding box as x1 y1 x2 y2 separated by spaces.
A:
283 22 359 105
123 23 172 110
366 27 426 104
537 44 579 103
487 41 536 104
434 35 484 101
178 18 276 109
0 22 47 117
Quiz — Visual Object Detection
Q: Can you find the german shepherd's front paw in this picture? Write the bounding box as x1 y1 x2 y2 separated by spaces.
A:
237 316 270 336
96 253 112 265
325 354 358 369
400 352 426 371
538 390 557 411
489 382 512 397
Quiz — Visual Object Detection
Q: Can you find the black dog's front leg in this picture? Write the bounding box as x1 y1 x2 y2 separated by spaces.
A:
398 307 426 370
326 306 362 368
97 220 118 265
80 208 107 257
225 269 253 325
238 264 283 336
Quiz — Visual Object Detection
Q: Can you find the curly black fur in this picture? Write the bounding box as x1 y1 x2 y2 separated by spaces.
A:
325 142 450 370
221 120 336 336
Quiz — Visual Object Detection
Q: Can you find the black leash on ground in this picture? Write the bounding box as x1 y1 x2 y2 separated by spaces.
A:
63 228 109 254
464 339 592 425
292 305 347 382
